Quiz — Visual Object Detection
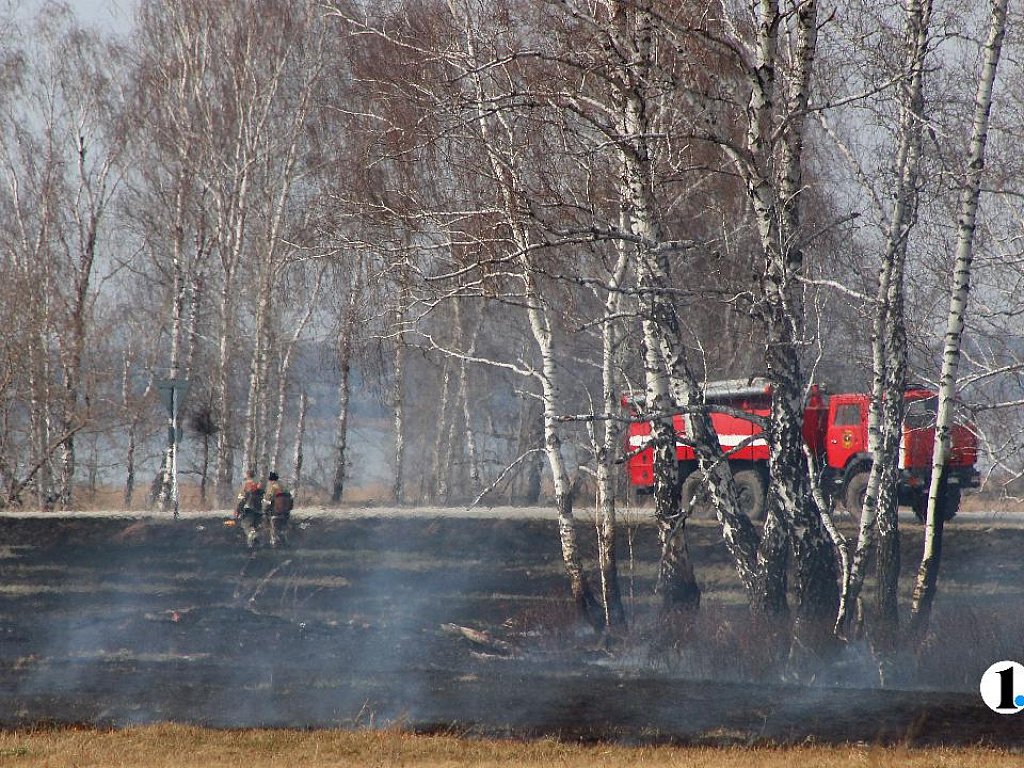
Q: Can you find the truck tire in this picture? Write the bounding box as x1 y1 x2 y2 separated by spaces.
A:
914 487 962 522
680 473 713 518
733 470 766 521
844 472 869 525
942 487 962 521
912 493 928 523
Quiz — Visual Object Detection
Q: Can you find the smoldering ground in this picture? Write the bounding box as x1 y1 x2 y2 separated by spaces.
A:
1 510 1023 746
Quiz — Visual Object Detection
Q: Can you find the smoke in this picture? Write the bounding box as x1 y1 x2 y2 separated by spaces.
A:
2 510 1022 745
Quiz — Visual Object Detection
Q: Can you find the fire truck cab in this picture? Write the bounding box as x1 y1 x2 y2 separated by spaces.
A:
820 388 980 521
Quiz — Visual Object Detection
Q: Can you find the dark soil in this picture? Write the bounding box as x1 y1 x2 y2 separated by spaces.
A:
1 513 1023 746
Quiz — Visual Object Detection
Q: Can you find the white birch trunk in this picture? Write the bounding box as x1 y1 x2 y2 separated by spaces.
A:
452 10 602 626
123 350 136 508
910 0 1008 641
595 242 630 628
158 179 188 512
390 264 411 504
527 269 602 626
26 329 53 506
732 0 840 648
431 354 455 504
330 266 360 504
271 271 321 469
292 391 308 497
841 0 932 649
392 304 407 504
251 76 315 474
213 262 239 502
242 263 272 473
459 360 481 492
213 159 250 502
610 0 705 611
455 346 481 495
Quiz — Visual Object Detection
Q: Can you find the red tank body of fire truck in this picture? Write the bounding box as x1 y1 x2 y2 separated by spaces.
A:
623 378 980 521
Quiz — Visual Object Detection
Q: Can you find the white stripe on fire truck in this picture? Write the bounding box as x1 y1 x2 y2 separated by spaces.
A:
718 435 767 448
628 434 766 448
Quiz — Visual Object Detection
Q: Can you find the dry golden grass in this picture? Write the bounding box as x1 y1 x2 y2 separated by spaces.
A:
0 726 1021 768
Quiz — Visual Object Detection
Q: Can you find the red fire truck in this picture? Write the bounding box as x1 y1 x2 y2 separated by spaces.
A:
623 378 980 521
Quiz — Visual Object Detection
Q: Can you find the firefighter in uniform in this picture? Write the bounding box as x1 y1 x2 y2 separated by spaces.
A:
262 471 291 547
235 469 264 550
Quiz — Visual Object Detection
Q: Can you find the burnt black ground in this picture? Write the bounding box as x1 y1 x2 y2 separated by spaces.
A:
1 513 1023 747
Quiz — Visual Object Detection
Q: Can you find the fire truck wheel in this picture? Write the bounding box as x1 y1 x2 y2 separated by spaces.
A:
680 473 713 518
914 488 961 522
912 494 927 523
844 472 869 524
733 470 766 521
942 488 962 521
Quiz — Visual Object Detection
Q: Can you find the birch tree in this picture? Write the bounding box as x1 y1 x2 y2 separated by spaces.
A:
591 240 630 628
536 0 749 613
909 0 1009 644
132 0 329 501
131 0 214 509
661 0 843 655
329 257 364 504
828 0 933 662
232 1 327 479
329 0 606 626
391 264 411 504
608 1 703 612
0 7 126 508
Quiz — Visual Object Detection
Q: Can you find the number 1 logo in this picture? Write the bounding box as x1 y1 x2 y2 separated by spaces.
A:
981 661 1024 714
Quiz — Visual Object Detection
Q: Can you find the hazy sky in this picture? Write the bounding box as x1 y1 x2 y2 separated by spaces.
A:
19 0 136 32
71 0 135 30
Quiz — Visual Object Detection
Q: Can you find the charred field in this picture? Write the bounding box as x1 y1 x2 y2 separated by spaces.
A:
1 510 1023 747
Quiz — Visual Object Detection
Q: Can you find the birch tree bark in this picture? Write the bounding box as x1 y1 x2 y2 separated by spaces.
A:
137 0 325 500
235 3 325 478
909 0 1009 645
526 268 604 627
430 348 455 504
131 0 251 503
593 239 631 628
131 0 219 509
291 390 308 498
452 299 483 498
391 266 410 504
0 69 59 507
122 346 157 508
331 261 363 504
712 0 841 655
541 0 778 619
269 269 322 470
590 0 710 613
839 0 933 664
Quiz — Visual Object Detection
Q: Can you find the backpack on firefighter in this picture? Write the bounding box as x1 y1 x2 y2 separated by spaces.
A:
234 471 265 551
262 471 292 547
270 489 294 515
241 486 265 515
235 474 264 518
